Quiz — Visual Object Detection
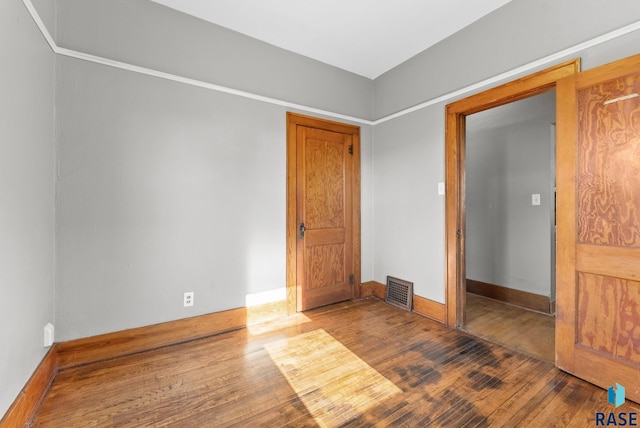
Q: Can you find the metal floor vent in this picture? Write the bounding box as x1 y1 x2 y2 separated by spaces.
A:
386 276 413 311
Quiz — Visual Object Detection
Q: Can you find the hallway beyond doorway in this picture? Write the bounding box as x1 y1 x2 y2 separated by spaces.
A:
463 292 555 363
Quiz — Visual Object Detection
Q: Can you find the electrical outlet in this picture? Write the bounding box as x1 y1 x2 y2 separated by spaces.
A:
183 292 194 307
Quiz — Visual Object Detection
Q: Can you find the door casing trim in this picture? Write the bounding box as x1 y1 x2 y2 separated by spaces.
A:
444 59 581 327
286 112 361 314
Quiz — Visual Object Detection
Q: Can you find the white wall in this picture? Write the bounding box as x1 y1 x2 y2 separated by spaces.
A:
51 0 640 337
466 92 556 296
0 0 56 417
373 105 446 302
373 0 640 119
56 58 282 338
55 0 374 121
52 0 374 341
371 0 640 304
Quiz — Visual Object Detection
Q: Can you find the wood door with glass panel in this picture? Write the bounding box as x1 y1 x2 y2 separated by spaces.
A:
556 54 640 403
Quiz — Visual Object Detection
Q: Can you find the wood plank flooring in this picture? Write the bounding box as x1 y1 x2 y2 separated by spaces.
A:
31 298 638 427
464 293 555 363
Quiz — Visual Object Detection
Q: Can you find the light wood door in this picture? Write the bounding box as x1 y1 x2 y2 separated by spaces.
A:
286 113 360 312
556 54 640 403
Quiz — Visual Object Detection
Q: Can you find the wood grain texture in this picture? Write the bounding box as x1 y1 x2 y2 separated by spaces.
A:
263 329 401 427
286 113 361 313
304 227 344 247
360 280 386 300
304 130 345 229
1 300 293 426
307 243 344 289
465 293 555 363
445 109 465 327
577 72 640 247
351 132 362 299
577 272 640 364
467 279 552 314
445 59 580 328
573 345 640 406
298 127 351 308
31 299 635 427
296 119 354 311
360 281 446 322
286 115 298 315
412 294 446 324
556 54 640 403
246 300 287 327
555 72 579 373
0 348 57 428
448 59 581 115
56 307 246 369
577 243 640 281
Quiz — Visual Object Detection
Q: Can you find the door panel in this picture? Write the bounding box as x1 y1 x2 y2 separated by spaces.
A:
556 54 640 403
303 131 346 229
577 73 640 247
577 272 640 364
295 124 355 311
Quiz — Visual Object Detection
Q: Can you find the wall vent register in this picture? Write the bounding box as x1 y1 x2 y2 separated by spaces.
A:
386 276 413 312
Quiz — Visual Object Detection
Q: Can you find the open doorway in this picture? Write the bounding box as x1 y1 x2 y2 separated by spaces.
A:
443 59 581 363
462 91 556 362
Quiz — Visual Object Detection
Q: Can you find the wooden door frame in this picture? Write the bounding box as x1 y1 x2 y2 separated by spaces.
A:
444 59 581 327
286 112 361 314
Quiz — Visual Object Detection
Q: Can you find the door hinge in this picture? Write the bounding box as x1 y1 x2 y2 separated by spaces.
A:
348 145 354 155
349 274 355 284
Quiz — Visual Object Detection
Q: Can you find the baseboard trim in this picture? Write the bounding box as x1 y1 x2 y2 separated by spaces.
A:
56 307 248 369
466 279 551 314
361 280 386 300
413 294 446 324
362 281 446 323
0 346 58 427
2 300 289 425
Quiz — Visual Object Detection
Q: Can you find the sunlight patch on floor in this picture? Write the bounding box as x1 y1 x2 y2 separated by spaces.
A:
245 289 307 335
246 309 311 335
264 329 401 427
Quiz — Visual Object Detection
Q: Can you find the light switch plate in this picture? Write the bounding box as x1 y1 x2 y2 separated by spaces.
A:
437 182 445 196
532 194 541 206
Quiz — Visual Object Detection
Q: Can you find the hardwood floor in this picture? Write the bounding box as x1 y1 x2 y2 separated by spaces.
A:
31 298 637 427
463 293 555 363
